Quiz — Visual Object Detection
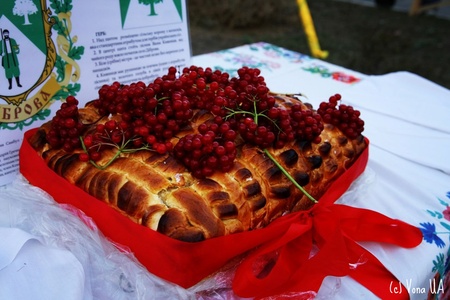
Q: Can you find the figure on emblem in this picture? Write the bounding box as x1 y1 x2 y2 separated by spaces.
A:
0 29 22 90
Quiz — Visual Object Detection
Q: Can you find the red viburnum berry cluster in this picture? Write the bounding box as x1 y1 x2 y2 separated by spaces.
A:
47 66 364 178
173 121 237 178
317 94 365 139
46 96 84 152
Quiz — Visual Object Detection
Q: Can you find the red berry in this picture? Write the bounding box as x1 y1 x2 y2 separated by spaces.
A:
155 143 167 154
79 153 90 162
90 151 101 161
66 96 78 105
83 135 93 148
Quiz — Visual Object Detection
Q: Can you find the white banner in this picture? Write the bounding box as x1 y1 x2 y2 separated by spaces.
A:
0 0 191 185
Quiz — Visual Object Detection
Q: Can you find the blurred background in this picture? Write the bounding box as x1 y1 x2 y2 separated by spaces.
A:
188 0 450 89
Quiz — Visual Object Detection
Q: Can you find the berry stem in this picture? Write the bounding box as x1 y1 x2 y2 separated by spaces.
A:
263 148 318 204
224 107 248 119
253 100 259 124
258 113 283 132
90 148 123 170
79 136 150 170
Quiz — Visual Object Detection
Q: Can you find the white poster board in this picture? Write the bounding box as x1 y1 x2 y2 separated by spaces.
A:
0 0 191 185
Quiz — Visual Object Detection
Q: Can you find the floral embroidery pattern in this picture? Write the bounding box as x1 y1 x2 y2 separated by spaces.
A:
420 222 446 248
208 42 362 85
424 191 450 299
302 64 360 84
249 42 311 64
226 54 280 72
423 191 450 246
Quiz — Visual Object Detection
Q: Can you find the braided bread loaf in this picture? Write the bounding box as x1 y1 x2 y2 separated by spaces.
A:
29 94 366 242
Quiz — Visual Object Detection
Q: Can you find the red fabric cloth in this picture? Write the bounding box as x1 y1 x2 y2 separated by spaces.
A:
20 129 422 298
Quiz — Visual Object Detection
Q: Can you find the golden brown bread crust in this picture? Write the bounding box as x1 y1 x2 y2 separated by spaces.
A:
30 95 367 242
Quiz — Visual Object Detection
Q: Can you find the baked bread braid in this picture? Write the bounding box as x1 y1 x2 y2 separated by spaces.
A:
29 92 366 242
29 66 367 242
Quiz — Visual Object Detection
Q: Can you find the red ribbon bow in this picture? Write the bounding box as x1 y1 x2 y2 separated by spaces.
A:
233 202 423 299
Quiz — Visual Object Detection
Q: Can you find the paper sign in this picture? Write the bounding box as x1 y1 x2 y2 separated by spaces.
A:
0 0 191 185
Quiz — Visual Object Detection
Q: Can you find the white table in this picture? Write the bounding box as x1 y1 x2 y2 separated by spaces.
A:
2 42 450 299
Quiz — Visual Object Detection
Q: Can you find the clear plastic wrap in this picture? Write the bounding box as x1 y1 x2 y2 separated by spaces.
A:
1 175 194 300
190 257 342 300
335 166 375 206
1 167 374 299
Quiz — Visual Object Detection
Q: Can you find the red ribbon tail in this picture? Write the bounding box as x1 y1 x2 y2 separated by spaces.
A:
346 239 411 300
233 221 313 298
313 204 422 299
329 204 423 247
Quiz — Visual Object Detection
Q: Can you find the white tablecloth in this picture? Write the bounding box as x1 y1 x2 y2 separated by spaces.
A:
2 42 450 299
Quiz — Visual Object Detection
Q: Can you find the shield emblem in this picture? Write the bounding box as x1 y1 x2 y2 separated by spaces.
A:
0 0 56 121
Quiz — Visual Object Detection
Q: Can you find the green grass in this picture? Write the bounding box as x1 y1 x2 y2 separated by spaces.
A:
188 0 450 89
